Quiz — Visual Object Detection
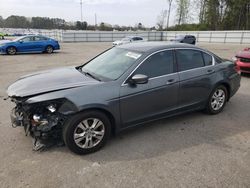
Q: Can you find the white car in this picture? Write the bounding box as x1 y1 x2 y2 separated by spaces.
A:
113 36 145 46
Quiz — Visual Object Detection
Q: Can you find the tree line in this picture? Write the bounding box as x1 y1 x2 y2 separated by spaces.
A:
157 0 250 31
0 15 153 31
1 0 249 31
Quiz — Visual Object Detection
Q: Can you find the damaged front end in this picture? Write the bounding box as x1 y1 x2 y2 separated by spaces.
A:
10 97 70 151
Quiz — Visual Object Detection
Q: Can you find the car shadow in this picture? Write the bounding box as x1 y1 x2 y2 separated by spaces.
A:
49 92 250 162
1 51 61 56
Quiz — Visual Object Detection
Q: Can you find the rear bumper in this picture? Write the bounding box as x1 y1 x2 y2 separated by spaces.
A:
54 45 60 50
229 73 241 98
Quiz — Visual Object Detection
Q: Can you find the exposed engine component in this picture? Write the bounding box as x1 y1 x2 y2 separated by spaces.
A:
10 97 67 150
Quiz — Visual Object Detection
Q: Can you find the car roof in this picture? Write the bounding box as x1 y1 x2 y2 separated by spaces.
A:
117 42 203 53
125 36 143 38
23 35 47 37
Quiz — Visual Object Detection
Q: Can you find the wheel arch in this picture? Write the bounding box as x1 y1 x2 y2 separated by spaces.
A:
214 81 231 101
78 107 117 136
6 45 17 53
44 44 54 51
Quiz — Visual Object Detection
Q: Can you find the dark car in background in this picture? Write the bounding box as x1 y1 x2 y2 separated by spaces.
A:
7 42 240 154
0 35 60 55
171 35 196 45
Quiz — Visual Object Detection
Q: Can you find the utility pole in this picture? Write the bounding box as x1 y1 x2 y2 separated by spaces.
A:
80 0 83 22
247 3 250 29
95 13 97 30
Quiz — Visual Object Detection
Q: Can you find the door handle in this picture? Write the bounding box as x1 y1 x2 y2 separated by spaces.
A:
207 69 215 74
166 79 175 85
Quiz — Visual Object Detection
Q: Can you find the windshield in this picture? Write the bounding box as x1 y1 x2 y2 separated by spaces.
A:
121 38 131 41
81 48 142 80
13 36 25 42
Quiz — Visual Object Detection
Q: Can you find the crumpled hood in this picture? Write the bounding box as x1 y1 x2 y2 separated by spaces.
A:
7 67 99 97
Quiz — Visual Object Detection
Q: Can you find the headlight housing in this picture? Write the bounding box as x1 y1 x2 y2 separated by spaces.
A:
232 56 238 62
47 104 57 113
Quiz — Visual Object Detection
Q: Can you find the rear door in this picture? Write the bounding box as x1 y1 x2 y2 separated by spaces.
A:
176 49 215 109
120 50 179 127
34 36 47 51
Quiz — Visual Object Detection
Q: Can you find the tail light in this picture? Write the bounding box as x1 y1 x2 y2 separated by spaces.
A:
232 56 241 74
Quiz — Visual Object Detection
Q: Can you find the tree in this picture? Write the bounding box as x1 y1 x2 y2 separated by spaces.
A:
166 0 174 29
5 15 30 28
99 22 112 31
0 16 4 27
176 0 190 25
156 10 168 30
195 0 208 24
76 21 88 30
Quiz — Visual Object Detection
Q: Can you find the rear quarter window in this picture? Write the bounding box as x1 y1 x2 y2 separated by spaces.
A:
203 53 213 66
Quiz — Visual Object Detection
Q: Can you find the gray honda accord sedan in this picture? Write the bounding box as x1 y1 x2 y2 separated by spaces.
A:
7 42 241 154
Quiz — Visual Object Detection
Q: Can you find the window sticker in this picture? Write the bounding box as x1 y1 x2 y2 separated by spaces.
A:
125 52 142 59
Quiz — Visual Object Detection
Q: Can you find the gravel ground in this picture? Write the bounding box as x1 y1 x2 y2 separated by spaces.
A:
0 42 249 188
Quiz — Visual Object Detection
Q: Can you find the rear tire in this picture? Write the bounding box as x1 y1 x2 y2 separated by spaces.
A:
205 85 228 114
63 110 111 155
45 45 54 54
7 47 17 55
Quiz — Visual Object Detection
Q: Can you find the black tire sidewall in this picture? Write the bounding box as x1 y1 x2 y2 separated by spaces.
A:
63 111 111 155
7 47 16 55
46 45 53 53
207 85 228 114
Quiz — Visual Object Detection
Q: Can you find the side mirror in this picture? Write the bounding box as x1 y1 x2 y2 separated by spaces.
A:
129 74 148 85
19 40 23 43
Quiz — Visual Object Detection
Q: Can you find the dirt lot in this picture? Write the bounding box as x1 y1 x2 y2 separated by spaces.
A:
0 42 249 188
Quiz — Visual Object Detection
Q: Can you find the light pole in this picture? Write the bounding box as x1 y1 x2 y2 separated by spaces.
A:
220 5 223 23
80 0 83 22
247 4 250 29
95 13 97 30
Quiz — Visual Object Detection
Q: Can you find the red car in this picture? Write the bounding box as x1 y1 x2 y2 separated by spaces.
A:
233 48 250 74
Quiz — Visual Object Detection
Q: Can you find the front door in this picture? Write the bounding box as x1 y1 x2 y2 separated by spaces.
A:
120 50 179 127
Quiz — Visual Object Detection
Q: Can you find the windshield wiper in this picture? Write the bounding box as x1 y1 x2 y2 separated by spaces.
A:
82 71 101 81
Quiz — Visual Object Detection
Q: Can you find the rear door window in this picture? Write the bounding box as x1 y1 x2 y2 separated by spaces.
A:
203 52 213 66
176 49 205 71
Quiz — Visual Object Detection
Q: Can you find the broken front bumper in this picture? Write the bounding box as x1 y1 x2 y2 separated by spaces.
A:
10 106 65 150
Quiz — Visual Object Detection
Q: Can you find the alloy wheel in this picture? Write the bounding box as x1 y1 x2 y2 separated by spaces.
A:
73 118 105 149
7 47 16 55
211 89 226 111
46 46 53 53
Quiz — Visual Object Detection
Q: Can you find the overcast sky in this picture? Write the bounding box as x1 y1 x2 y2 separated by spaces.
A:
0 0 181 27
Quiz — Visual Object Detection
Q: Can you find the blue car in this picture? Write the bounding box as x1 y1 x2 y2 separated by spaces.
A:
0 35 60 55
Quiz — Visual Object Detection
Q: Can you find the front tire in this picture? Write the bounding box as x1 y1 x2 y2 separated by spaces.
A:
45 45 54 54
206 85 228 114
7 47 17 55
63 111 111 155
